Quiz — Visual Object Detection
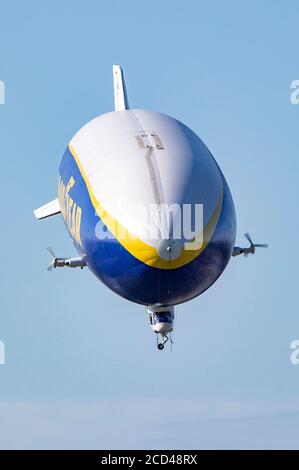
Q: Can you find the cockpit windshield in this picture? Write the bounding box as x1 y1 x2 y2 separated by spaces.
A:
153 312 172 324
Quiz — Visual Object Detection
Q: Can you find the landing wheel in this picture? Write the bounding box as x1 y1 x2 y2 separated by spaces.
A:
157 343 164 351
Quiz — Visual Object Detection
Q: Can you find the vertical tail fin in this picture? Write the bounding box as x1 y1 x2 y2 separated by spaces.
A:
113 65 129 111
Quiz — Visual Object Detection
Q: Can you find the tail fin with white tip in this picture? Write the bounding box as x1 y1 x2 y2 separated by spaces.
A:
113 65 129 110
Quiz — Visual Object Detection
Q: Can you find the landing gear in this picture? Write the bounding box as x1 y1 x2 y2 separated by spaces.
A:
156 332 170 351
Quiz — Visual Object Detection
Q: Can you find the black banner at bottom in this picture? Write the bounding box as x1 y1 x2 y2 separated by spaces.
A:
0 450 297 465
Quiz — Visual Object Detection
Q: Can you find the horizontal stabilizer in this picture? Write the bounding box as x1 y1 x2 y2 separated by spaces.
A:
113 64 129 111
34 198 61 220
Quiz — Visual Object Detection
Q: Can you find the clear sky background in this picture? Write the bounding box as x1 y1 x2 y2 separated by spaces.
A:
0 0 299 449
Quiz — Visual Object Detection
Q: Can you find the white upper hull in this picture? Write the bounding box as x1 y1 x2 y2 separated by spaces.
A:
70 109 223 249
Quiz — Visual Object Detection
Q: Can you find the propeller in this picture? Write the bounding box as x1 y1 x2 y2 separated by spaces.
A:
244 233 268 256
47 247 58 271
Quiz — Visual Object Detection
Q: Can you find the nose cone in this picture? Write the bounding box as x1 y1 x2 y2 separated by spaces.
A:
158 239 183 261
70 109 224 269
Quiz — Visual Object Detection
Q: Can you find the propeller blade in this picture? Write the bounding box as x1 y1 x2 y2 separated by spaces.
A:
254 243 268 248
244 233 253 245
47 247 58 271
47 246 56 258
47 261 54 271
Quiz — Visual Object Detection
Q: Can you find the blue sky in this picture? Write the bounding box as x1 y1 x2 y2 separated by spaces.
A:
0 0 299 449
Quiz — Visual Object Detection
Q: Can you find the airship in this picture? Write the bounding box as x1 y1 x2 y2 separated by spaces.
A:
34 65 267 350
